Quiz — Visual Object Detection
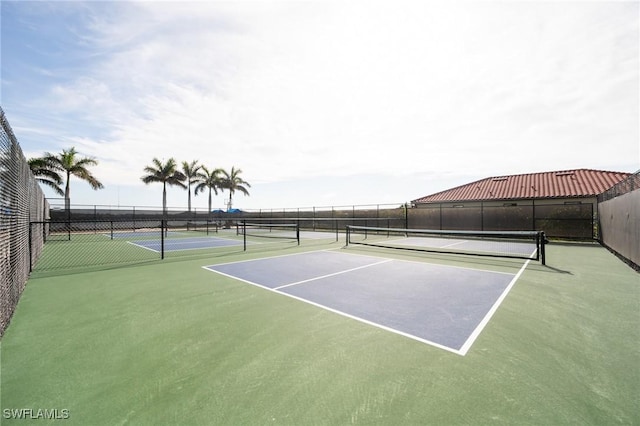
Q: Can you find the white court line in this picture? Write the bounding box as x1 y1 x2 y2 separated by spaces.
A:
202 249 531 356
127 241 159 253
273 259 393 290
457 249 536 356
340 246 517 276
268 288 463 356
203 249 339 268
202 256 462 356
164 238 240 247
383 236 467 249
439 240 468 248
127 240 243 254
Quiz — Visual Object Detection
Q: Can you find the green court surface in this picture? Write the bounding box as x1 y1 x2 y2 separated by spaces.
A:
1 238 638 425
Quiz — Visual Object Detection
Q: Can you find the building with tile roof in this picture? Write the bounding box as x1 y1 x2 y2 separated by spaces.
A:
412 169 631 204
409 169 631 239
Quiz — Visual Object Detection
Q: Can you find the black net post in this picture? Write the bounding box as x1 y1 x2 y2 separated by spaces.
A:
243 221 247 251
404 203 409 229
345 225 350 246
161 219 165 259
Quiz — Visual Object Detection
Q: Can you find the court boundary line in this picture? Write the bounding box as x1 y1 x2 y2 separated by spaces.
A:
128 236 245 253
273 259 393 290
458 255 533 355
201 249 529 355
203 247 519 282
202 258 462 355
104 230 177 239
201 247 519 277
127 241 159 253
202 249 338 268
271 288 462 355
338 247 518 276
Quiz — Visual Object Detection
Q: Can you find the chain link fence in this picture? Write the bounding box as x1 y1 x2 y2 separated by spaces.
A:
30 219 163 273
1 108 49 337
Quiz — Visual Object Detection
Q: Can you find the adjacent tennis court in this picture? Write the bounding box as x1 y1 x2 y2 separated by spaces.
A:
127 225 334 253
131 235 244 252
204 250 525 355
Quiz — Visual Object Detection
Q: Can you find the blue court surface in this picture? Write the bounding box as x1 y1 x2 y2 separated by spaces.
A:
131 236 243 252
108 230 178 239
203 250 527 355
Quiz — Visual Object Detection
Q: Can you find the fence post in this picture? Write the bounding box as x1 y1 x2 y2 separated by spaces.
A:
243 221 247 251
28 222 32 272
161 220 165 260
404 203 409 229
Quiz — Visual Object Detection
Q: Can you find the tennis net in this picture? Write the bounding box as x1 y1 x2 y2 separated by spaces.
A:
238 222 300 250
186 220 219 235
346 226 546 264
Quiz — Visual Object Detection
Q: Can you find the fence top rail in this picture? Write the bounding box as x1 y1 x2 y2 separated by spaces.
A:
46 202 408 212
32 219 162 224
35 216 405 224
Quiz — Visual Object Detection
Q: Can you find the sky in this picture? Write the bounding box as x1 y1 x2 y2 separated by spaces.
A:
1 0 638 212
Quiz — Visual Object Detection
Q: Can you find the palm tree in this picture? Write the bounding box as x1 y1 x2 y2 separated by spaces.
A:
220 166 251 210
181 160 202 213
39 147 104 208
194 166 223 215
28 157 64 196
141 158 186 216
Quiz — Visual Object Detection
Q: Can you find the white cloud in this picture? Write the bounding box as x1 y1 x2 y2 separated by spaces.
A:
6 0 639 209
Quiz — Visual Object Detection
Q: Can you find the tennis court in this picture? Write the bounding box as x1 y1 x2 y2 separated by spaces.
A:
132 235 244 252
128 226 334 253
2 230 638 425
204 250 525 355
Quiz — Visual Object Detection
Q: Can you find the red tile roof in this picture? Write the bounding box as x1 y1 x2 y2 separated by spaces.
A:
412 169 632 203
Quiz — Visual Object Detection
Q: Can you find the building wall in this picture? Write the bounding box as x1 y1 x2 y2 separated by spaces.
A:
598 189 640 269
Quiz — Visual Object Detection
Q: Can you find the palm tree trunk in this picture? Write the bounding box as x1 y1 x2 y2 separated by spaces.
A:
162 182 167 237
162 182 167 217
64 171 71 209
188 183 192 212
65 171 71 227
